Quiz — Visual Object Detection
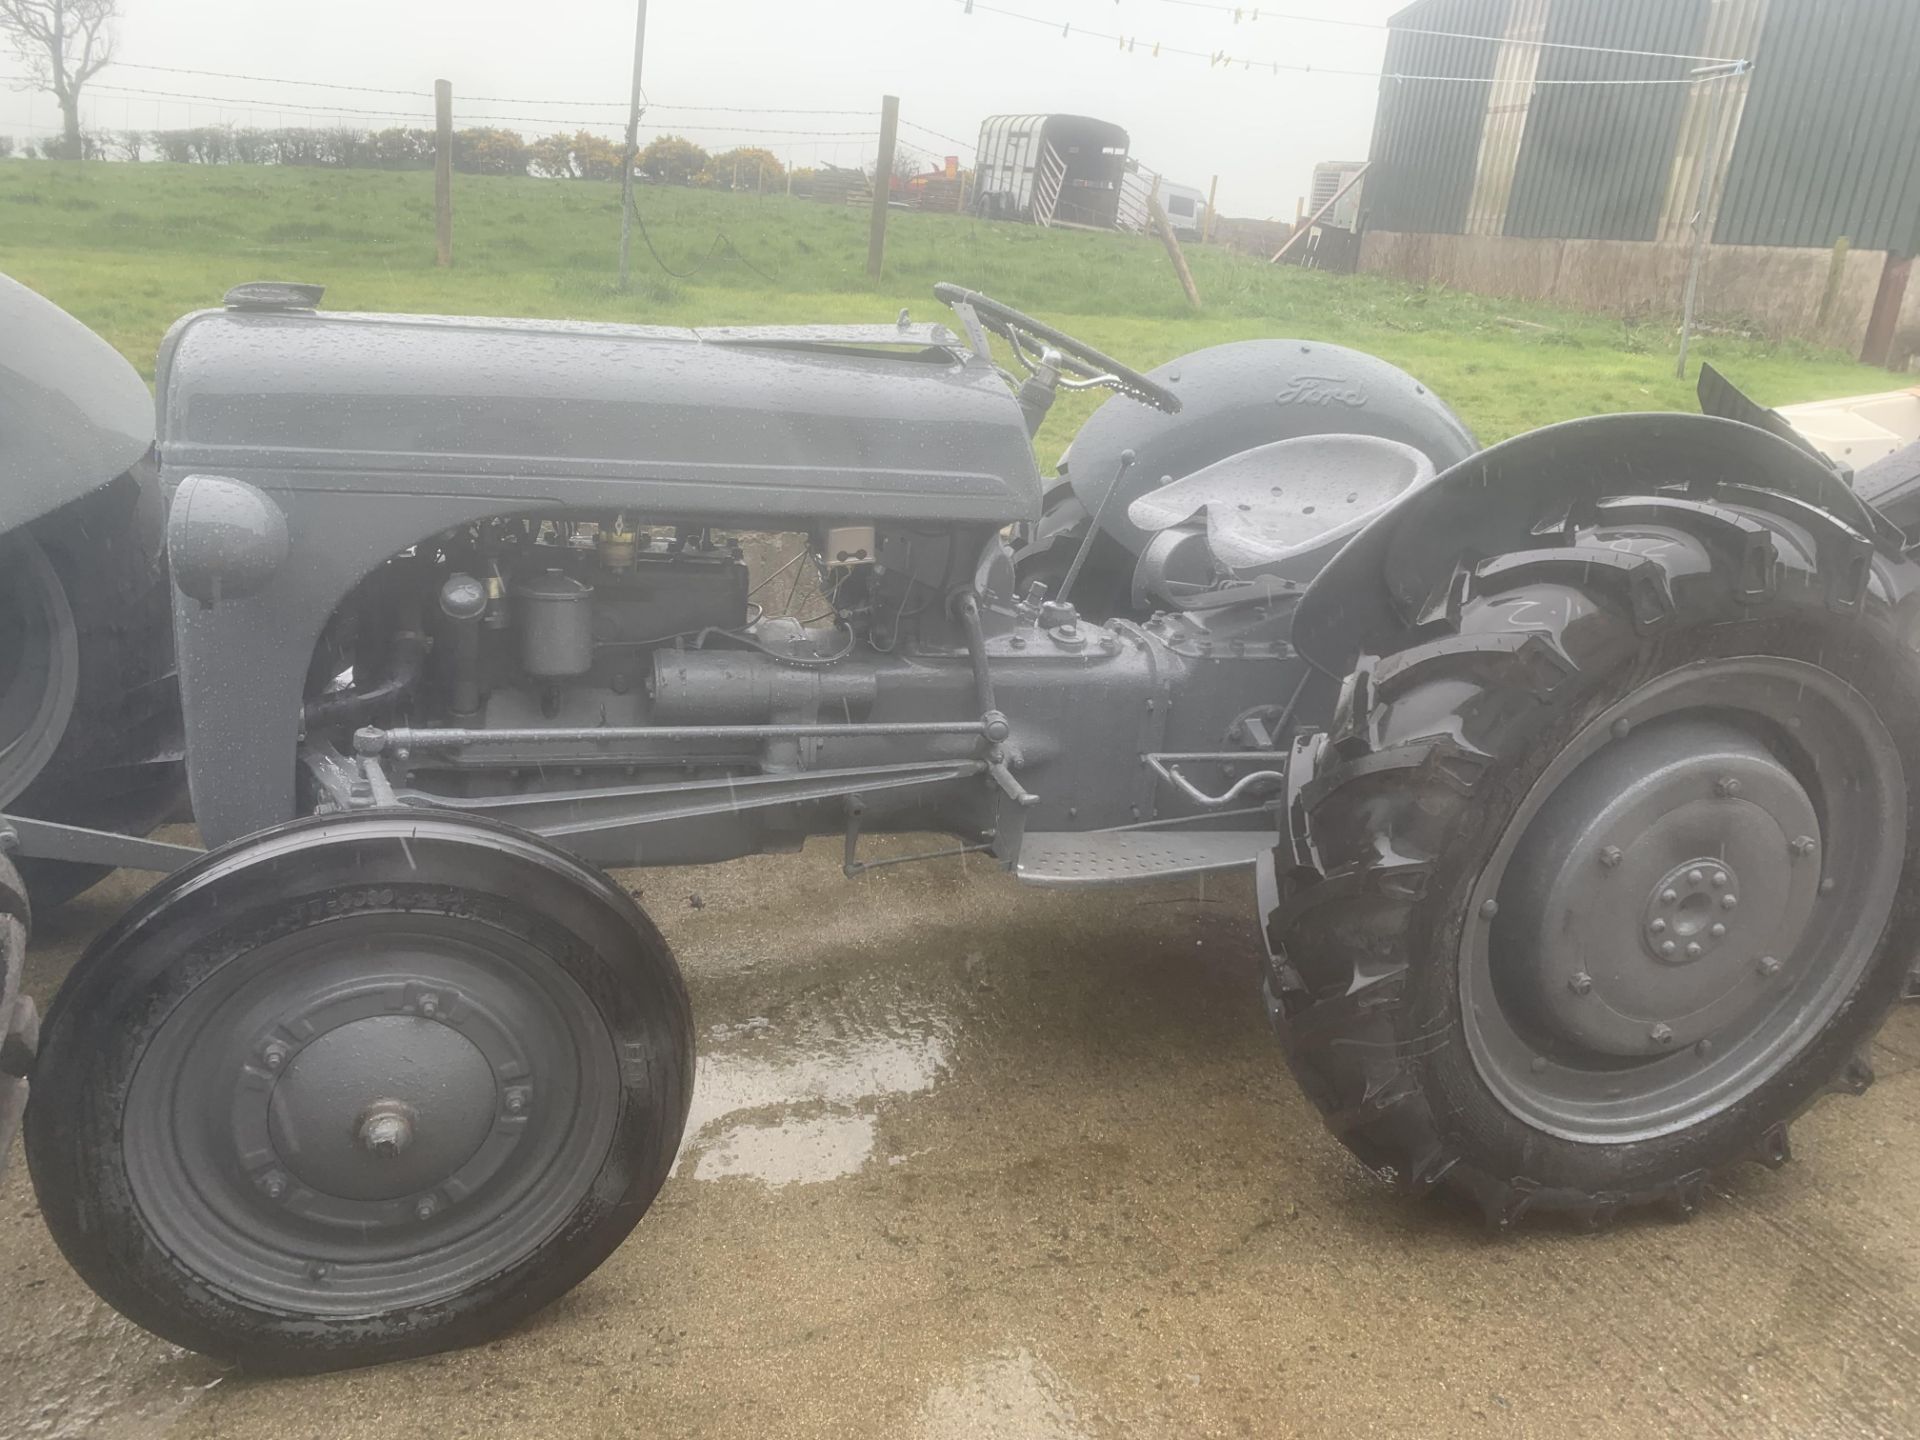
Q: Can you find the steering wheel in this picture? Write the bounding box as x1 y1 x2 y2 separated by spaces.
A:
934 283 1182 415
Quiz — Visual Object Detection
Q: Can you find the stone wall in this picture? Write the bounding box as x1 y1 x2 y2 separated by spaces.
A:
1358 230 1893 355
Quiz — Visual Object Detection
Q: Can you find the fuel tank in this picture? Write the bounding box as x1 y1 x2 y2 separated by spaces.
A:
155 297 1042 526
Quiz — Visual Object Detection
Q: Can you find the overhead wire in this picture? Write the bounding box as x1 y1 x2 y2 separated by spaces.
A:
1144 0 1749 65
951 1 1752 84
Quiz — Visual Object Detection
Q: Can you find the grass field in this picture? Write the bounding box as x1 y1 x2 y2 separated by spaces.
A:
0 159 1898 461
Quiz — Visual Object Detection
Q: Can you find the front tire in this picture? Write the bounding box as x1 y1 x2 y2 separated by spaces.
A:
26 812 693 1371
1265 487 1920 1224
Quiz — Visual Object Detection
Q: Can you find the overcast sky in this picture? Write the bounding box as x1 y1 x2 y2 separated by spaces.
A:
0 0 1407 217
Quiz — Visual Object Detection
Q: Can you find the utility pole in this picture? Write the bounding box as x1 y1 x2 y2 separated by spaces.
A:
617 0 651 291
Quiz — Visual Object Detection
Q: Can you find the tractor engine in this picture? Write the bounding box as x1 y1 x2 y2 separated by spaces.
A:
299 512 1310 870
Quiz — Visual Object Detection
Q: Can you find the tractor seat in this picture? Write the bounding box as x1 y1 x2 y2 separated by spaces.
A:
1127 433 1437 581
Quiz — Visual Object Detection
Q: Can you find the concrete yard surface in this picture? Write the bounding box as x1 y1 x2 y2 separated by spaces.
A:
3 840 1918 1439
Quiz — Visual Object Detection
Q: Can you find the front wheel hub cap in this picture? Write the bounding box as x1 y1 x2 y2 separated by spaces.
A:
267 1014 497 1204
1501 717 1820 1057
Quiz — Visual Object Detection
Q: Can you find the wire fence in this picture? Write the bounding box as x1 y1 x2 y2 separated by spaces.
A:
0 57 976 179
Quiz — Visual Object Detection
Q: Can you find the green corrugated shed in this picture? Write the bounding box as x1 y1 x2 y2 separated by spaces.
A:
1365 0 1510 235
1502 0 1706 242
1712 0 1920 252
1367 0 1920 256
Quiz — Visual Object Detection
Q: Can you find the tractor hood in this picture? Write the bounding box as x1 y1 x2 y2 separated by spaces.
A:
155 299 1043 526
0 274 155 530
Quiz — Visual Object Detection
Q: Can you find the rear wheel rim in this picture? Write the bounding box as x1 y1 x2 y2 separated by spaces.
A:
0 534 79 807
1461 656 1904 1144
122 910 623 1316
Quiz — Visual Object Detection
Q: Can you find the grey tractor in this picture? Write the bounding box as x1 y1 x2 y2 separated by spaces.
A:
5 272 1920 1373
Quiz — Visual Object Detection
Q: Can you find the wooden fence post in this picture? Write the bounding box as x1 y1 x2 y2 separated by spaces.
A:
868 95 899 280
1863 253 1914 368
1818 236 1851 330
434 79 453 267
1202 174 1218 244
1149 195 1202 309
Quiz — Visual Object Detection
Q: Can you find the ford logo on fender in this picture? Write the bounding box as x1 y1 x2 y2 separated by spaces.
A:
1276 375 1367 407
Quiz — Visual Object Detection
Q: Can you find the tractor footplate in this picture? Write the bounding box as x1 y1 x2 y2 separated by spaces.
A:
1013 830 1273 886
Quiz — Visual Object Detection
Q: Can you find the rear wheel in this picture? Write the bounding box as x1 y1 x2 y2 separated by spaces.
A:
0 534 79 811
27 812 693 1371
1265 487 1920 1223
2 469 183 908
0 855 31 1176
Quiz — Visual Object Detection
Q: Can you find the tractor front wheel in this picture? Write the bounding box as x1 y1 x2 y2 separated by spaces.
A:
1265 487 1920 1224
26 812 693 1371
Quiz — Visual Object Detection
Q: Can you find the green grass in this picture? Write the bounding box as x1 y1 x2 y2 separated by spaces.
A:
0 159 1897 461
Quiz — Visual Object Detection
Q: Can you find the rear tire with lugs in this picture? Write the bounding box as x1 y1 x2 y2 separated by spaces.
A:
1263 486 1920 1225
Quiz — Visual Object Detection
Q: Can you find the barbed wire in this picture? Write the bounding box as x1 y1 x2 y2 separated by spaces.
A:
899 118 976 154
7 76 883 140
103 60 427 95
81 83 432 118
13 57 880 116
1145 0 1750 66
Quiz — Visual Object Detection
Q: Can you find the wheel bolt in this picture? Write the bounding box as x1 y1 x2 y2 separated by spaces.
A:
1651 1024 1674 1045
1790 836 1817 858
1599 846 1623 870
415 1196 437 1221
1715 777 1742 798
1660 941 1677 956
1759 955 1782 976
264 1174 286 1200
419 992 440 1018
1820 878 1836 894
1712 871 1728 887
1687 868 1705 886
1710 923 1727 938
1661 889 1678 905
262 1044 288 1071
1650 918 1667 934
1611 719 1631 740
1697 1039 1715 1058
505 1090 526 1115
1685 942 1703 958
1568 972 1593 996
1721 894 1738 910
1479 899 1499 920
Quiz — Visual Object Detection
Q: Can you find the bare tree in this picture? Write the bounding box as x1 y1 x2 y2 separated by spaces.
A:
0 0 118 160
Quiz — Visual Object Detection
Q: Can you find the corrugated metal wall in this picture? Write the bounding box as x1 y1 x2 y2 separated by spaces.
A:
1501 0 1707 241
1368 0 1920 255
1713 0 1920 252
1363 0 1511 235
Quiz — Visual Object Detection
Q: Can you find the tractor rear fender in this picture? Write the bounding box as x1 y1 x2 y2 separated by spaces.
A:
1061 338 1478 558
1292 411 1912 679
0 274 154 532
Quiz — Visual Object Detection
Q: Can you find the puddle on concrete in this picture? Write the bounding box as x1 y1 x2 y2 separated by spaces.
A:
0 1292 221 1440
694 1112 879 1187
678 996 951 1187
918 1350 1100 1440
